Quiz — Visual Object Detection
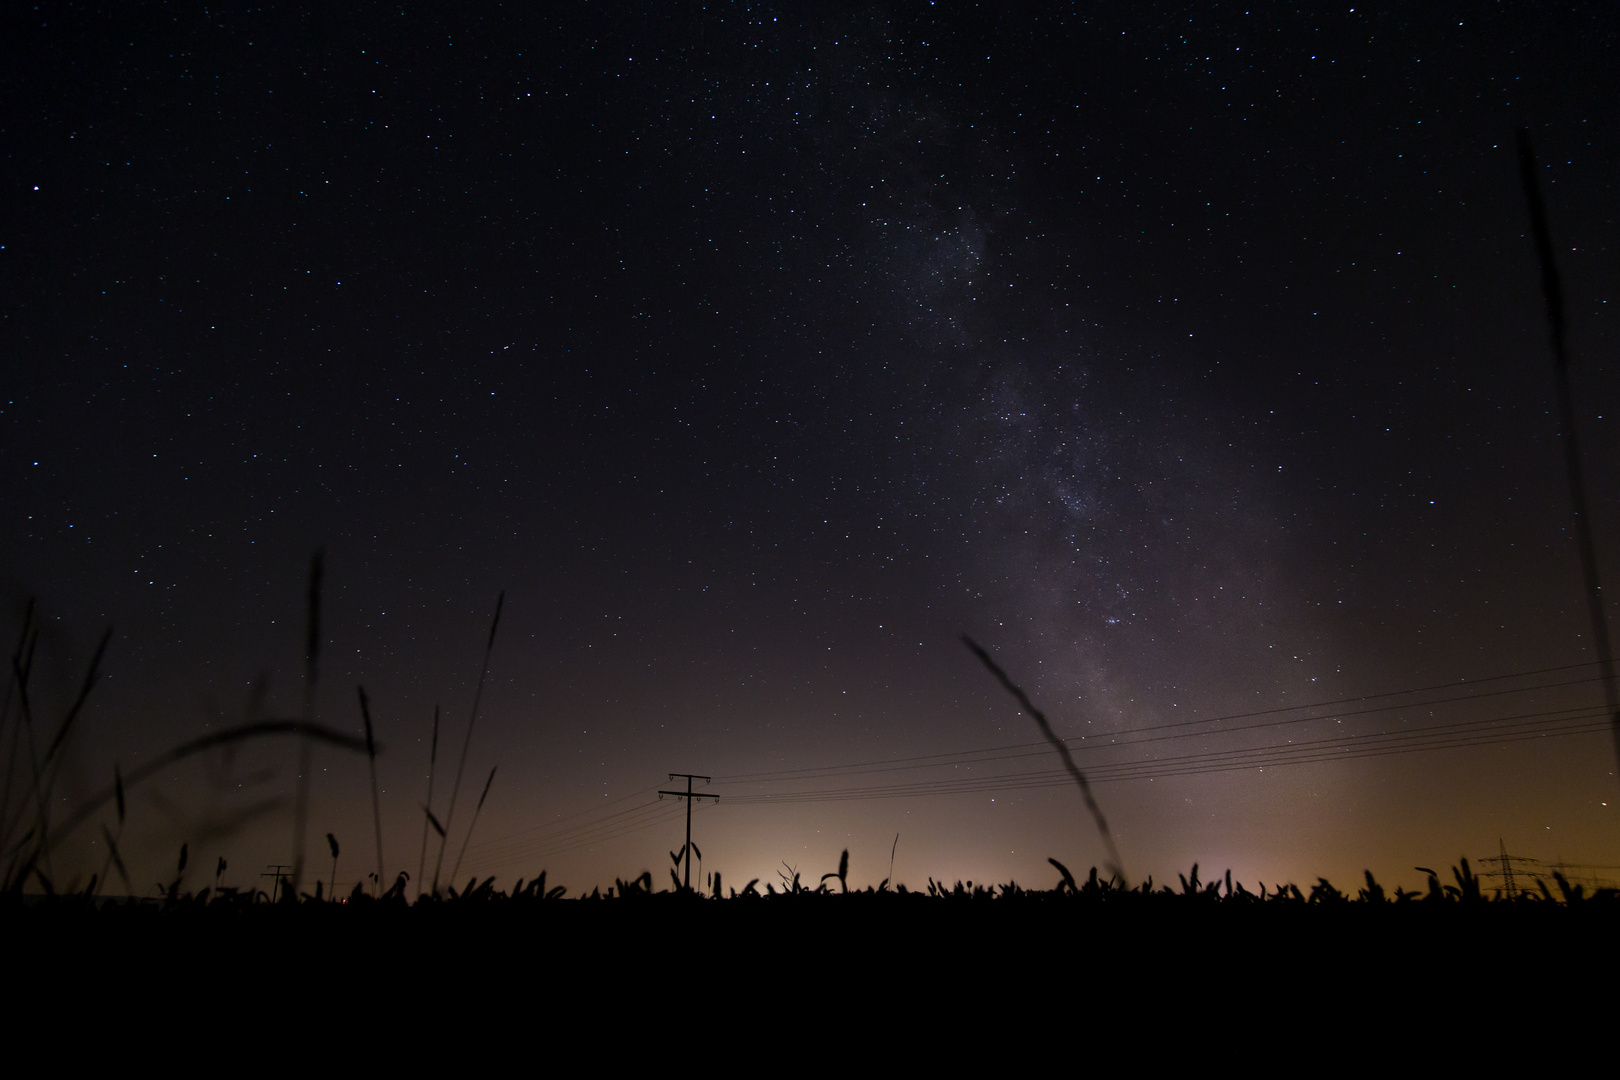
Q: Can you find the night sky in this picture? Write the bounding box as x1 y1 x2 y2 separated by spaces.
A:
4 3 1618 898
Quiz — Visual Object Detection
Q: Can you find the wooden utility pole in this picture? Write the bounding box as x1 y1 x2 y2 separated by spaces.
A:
261 863 292 903
658 773 718 891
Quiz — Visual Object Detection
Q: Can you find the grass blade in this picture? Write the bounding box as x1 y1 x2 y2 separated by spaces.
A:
359 686 384 898
423 805 445 838
44 718 370 854
432 591 504 896
961 635 1127 886
416 703 440 901
291 550 323 893
42 626 113 767
448 765 496 889
99 823 132 895
1516 130 1620 777
0 601 37 848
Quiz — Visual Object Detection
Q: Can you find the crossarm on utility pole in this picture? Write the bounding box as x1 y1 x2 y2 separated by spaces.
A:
659 773 718 891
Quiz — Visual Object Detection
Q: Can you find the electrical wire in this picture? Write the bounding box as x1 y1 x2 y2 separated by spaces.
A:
717 662 1609 786
719 704 1610 804
450 659 1613 872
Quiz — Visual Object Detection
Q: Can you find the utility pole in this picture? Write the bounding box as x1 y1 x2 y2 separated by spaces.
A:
658 773 718 892
261 863 293 903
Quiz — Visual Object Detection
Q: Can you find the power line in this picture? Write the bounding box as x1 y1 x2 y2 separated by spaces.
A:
458 798 728 881
711 692 1608 799
725 713 1607 803
455 803 710 882
717 663 1610 785
461 799 683 867
466 784 663 844
455 784 665 859
714 682 1603 795
450 659 1614 872
719 705 1610 805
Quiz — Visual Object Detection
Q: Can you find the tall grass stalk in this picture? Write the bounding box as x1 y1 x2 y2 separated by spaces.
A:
448 765 496 890
6 622 54 888
99 823 132 894
0 600 36 849
1516 130 1620 777
416 704 440 901
961 635 1127 886
94 764 130 897
358 686 384 898
40 626 112 774
42 719 369 858
291 550 323 893
431 591 503 896
4 619 112 891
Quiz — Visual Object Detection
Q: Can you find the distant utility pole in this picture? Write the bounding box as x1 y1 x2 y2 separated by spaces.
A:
261 864 293 903
659 773 718 892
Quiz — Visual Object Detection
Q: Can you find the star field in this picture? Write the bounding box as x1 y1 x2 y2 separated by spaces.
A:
3 3 1617 895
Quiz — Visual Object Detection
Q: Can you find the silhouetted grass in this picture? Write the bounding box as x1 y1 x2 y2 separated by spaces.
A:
961 634 1127 885
21 852 1605 913
431 591 503 897
358 685 384 897
416 703 440 901
291 550 322 892
447 764 496 889
1517 129 1620 777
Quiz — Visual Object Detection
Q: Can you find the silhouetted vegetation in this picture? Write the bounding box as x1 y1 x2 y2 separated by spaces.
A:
8 850 1615 911
5 575 1615 1053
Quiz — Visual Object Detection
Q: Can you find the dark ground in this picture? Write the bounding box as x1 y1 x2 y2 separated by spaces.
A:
11 888 1613 1059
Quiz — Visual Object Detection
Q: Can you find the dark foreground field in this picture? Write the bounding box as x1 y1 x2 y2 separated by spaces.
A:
10 863 1616 1059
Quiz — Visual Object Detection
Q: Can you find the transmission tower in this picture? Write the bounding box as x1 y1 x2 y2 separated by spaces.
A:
1543 860 1620 893
1475 839 1539 899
